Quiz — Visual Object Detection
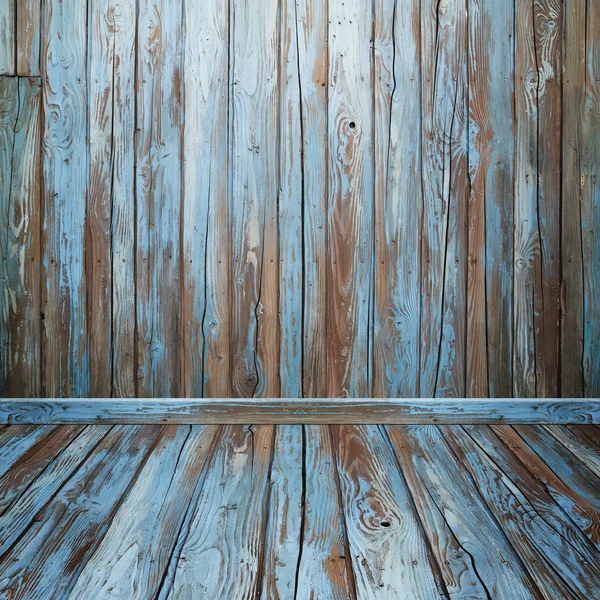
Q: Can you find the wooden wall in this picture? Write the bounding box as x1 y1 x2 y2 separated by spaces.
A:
0 0 598 399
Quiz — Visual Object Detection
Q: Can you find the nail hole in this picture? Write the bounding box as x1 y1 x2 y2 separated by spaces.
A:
349 121 356 129
381 520 391 528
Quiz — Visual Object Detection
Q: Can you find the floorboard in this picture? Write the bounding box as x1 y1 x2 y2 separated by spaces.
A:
0 424 599 599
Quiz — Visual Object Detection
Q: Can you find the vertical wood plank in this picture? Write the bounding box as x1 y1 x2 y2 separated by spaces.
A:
332 425 441 598
67 425 219 600
261 425 302 598
561 0 586 397
16 0 41 76
467 0 514 397
0 0 15 74
181 0 230 398
327 0 374 398
514 0 540 398
41 0 90 397
89 0 136 398
0 77 42 398
168 425 275 599
534 0 562 398
373 0 422 398
279 0 303 397
420 0 468 398
297 0 328 398
582 0 600 397
136 0 183 397
230 0 281 398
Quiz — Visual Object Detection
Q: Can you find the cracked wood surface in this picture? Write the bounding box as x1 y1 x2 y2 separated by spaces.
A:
0 423 599 598
1 0 600 400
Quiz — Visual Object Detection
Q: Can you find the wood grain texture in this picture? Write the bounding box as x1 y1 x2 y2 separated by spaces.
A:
135 0 183 397
1 398 599 424
68 425 219 600
167 425 275 599
332 425 440 598
0 77 42 397
581 0 600 397
181 0 230 399
373 0 422 399
420 0 468 399
230 0 281 399
41 0 89 397
467 0 514 397
1 1 598 401
16 0 41 75
0 0 15 74
1 424 600 598
327 0 374 398
297 0 328 398
88 0 136 398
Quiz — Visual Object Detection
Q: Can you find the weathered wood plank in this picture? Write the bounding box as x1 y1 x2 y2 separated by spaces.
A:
41 0 89 397
297 0 328 398
0 0 15 74
0 424 83 513
388 425 543 599
0 425 162 599
230 0 281 398
373 0 422 398
581 0 600 397
167 425 274 599
387 426 491 598
16 0 41 75
0 76 42 398
181 0 230 398
447 424 600 599
1 398 599 424
493 424 600 549
261 425 303 598
543 424 600 479
0 425 111 556
67 425 219 600
467 0 514 397
561 0 586 397
327 0 374 398
278 0 303 397
296 425 354 599
88 0 136 397
420 0 468 398
135 0 183 397
0 424 55 478
332 425 440 598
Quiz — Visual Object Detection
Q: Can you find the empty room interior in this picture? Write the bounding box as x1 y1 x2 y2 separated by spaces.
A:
0 0 599 597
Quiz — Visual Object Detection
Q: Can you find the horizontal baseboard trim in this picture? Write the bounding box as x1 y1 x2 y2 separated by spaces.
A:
0 399 598 424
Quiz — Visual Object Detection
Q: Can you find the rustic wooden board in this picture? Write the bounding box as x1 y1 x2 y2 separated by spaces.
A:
332 425 441 597
327 0 374 398
88 0 136 398
0 1 598 402
135 0 183 397
167 425 275 598
68 425 219 599
373 0 422 399
41 0 89 397
1 398 599 424
0 76 42 397
0 424 600 598
467 0 514 397
229 0 280 399
181 0 230 399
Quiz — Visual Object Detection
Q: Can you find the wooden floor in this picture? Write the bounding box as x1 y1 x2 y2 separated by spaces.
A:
1 424 600 599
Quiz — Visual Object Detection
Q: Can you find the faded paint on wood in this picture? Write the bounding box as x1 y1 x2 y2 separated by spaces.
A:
0 1 599 401
41 0 89 397
0 77 42 397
